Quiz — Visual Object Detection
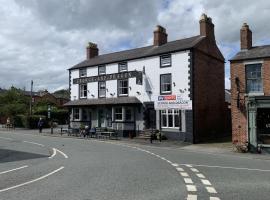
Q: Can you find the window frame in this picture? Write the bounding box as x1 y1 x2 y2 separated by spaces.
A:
79 84 87 99
160 54 171 68
245 63 263 94
161 109 181 129
118 62 128 72
98 81 106 98
118 79 129 97
73 108 80 120
115 107 123 121
160 73 172 95
98 65 106 75
125 107 134 121
79 68 87 77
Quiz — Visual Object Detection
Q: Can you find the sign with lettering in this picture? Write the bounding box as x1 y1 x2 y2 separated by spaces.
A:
73 71 143 85
154 95 192 110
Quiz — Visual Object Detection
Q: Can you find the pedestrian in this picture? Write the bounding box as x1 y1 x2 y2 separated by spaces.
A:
38 117 44 133
6 117 11 129
150 133 153 144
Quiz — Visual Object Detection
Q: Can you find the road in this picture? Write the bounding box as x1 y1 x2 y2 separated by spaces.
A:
0 129 270 200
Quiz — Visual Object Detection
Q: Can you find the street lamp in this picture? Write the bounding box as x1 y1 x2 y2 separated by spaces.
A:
48 104 53 134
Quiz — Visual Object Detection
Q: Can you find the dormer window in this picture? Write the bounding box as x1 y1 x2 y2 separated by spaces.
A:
160 54 171 67
79 69 87 77
119 62 128 72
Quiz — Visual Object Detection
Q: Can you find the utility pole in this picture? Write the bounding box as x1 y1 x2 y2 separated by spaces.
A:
30 80 33 116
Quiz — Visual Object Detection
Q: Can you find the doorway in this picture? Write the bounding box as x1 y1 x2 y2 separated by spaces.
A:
257 108 270 144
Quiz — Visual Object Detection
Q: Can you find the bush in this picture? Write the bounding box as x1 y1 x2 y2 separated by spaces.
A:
13 114 48 129
34 109 68 125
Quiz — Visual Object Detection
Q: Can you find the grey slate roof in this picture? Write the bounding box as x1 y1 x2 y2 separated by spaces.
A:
69 35 205 70
230 45 270 61
64 97 141 106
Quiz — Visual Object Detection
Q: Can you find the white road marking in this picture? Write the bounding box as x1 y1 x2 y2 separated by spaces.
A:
172 163 179 167
0 166 64 193
49 148 57 159
184 178 193 184
182 163 270 172
185 164 193 167
166 160 172 164
206 187 217 194
187 194 197 200
186 185 197 192
210 197 221 200
180 172 189 177
0 136 13 140
0 165 28 175
196 173 205 178
176 167 184 172
23 140 45 147
190 168 199 172
201 179 212 186
54 148 68 159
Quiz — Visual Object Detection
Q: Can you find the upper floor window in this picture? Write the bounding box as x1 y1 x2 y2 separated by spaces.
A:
246 64 263 93
160 74 172 94
119 62 128 72
98 65 106 75
79 84 87 98
160 54 171 67
79 69 87 77
98 81 106 98
118 79 129 96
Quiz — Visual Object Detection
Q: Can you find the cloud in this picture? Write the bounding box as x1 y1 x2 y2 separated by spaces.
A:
0 0 270 91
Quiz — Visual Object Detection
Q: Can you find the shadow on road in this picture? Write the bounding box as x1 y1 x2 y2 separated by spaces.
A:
0 149 48 163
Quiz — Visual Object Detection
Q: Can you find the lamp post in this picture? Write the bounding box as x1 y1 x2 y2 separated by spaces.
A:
30 80 33 116
48 104 53 134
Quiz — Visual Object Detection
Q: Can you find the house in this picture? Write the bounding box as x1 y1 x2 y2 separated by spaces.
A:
65 14 225 143
230 23 270 151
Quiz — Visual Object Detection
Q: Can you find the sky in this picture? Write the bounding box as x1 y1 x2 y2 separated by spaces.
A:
0 0 270 92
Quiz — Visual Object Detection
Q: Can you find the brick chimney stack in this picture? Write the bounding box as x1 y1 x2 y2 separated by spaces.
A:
199 13 215 42
153 25 168 46
86 42 99 59
240 23 252 50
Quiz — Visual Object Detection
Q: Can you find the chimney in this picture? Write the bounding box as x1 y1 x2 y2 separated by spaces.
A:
153 25 167 46
240 23 252 50
199 13 215 41
86 42 99 59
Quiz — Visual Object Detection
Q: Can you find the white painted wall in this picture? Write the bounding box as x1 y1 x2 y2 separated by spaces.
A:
69 50 191 103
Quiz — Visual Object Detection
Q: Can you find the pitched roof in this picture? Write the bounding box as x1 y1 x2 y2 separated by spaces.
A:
64 97 141 106
230 45 270 61
69 35 205 70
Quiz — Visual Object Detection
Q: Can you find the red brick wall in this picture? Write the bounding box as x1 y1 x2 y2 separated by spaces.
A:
193 40 226 143
230 59 270 146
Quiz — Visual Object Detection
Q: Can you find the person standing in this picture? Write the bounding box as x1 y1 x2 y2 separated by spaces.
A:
38 118 44 133
6 117 11 129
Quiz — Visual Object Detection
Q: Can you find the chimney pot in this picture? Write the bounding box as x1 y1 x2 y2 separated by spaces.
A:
86 42 99 59
240 23 252 50
153 25 167 46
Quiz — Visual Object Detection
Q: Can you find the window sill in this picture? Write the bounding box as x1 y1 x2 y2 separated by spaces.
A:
246 92 264 97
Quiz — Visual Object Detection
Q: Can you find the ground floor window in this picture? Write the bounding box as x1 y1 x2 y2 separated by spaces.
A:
115 107 123 121
73 108 80 120
161 109 181 129
125 107 133 121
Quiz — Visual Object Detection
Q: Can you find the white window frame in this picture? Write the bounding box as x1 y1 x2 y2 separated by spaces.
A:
161 109 182 130
115 107 123 121
119 62 128 72
98 81 106 98
160 74 172 94
98 65 106 75
73 108 80 120
160 54 171 67
79 69 87 77
118 79 129 96
79 84 87 98
246 63 263 94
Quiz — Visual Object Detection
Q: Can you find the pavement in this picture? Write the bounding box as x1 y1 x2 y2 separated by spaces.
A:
0 128 270 200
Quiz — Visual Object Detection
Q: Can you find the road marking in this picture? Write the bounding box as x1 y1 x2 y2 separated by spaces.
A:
186 185 197 192
210 197 220 200
206 187 217 194
176 167 184 172
196 173 205 178
49 148 57 159
180 172 189 177
187 194 197 200
190 168 199 172
54 148 68 159
172 163 179 167
0 136 13 141
181 163 270 172
185 164 193 167
184 178 193 184
23 140 45 147
0 166 64 193
0 165 28 175
201 179 212 186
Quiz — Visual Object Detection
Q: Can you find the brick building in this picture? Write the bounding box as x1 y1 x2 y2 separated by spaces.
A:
65 14 225 143
230 23 270 151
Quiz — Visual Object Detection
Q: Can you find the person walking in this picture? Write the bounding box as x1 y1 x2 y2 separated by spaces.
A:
38 118 44 133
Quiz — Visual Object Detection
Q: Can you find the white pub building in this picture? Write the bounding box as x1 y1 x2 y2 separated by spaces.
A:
65 14 226 143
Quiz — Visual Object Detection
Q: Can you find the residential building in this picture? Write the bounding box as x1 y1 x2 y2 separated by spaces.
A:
230 23 270 151
65 14 225 142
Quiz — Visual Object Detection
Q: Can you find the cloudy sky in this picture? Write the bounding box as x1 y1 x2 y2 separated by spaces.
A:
0 0 269 92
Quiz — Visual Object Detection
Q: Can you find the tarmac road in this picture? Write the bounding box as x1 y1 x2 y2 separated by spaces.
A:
0 129 270 200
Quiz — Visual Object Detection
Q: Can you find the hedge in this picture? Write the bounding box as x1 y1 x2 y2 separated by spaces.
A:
14 114 48 129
